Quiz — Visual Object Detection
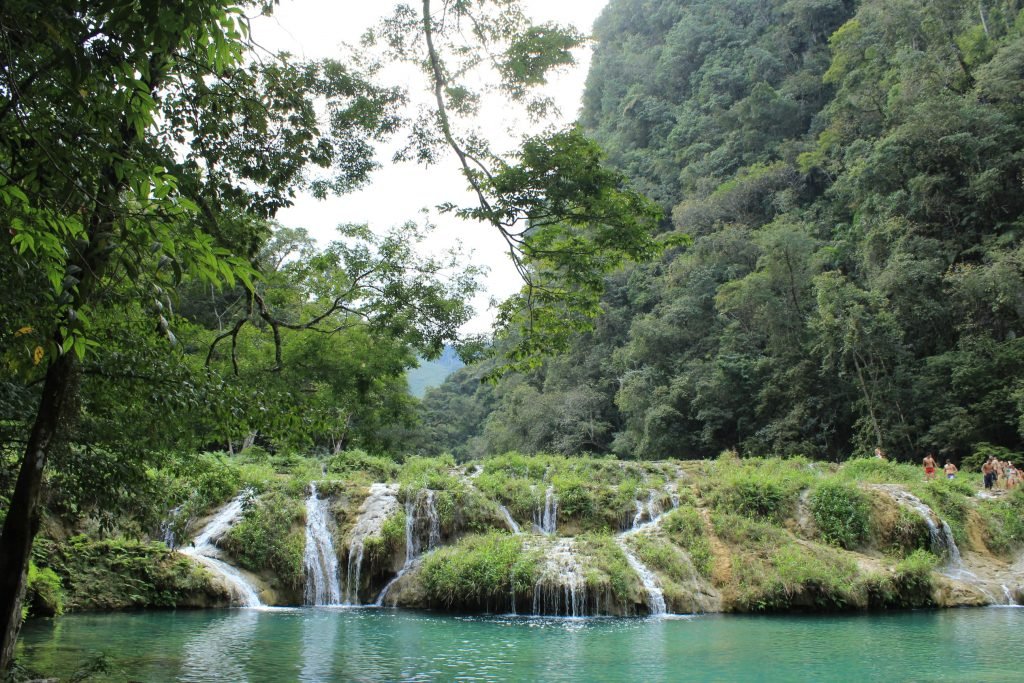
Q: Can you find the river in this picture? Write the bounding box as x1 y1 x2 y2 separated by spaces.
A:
16 607 1024 681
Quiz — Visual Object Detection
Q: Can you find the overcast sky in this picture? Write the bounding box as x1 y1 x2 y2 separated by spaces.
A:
250 0 608 332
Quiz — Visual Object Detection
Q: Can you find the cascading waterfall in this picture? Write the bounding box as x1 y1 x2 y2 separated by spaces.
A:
666 482 681 509
614 493 671 616
616 537 667 616
646 490 663 521
303 482 342 606
632 500 645 529
343 483 400 605
160 504 184 549
499 505 521 534
532 539 588 617
883 488 963 568
874 486 1015 604
631 490 665 530
180 492 262 607
534 486 557 535
374 488 440 606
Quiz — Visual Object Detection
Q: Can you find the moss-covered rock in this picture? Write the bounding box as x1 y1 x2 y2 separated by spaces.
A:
36 536 227 610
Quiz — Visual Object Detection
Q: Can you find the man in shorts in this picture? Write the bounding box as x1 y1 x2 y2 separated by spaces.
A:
982 457 997 490
923 452 937 481
944 460 958 480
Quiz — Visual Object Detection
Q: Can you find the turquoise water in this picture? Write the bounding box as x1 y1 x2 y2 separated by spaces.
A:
16 607 1024 681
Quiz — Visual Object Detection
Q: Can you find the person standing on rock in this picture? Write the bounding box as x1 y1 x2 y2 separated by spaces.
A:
982 456 997 490
923 452 937 481
944 460 958 480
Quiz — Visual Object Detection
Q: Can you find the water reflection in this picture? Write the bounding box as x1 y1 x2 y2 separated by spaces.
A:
15 608 1024 682
300 608 338 681
178 610 260 682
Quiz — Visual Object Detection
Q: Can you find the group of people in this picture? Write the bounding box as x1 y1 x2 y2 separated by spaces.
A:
920 452 958 481
981 456 1020 490
873 448 1019 488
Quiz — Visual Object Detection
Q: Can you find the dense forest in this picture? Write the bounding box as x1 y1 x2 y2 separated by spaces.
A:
421 0 1024 463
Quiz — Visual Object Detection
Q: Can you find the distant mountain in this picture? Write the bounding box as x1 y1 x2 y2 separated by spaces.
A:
406 345 464 398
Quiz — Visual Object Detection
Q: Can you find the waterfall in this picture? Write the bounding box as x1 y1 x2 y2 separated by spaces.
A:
534 486 557 535
617 539 667 616
630 491 664 531
160 504 184 549
617 495 671 616
532 539 587 617
666 482 681 509
374 488 440 606
877 487 1024 606
343 483 400 605
646 490 662 522
632 500 645 529
883 488 963 568
180 492 262 607
499 505 521 534
303 482 342 606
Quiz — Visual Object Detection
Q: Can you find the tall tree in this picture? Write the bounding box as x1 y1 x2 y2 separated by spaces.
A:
368 0 664 370
0 0 399 666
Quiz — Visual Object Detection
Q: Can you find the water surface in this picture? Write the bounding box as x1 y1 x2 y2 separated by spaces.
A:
16 607 1024 681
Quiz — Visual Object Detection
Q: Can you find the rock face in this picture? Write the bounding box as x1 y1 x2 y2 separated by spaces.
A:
342 483 400 605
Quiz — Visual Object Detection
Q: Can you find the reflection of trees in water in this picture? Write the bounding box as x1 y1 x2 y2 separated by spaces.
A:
178 611 260 682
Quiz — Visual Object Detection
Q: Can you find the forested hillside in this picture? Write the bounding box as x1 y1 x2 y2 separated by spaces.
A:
421 0 1024 462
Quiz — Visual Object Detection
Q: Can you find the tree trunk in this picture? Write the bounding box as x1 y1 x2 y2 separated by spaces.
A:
0 351 77 670
852 354 884 450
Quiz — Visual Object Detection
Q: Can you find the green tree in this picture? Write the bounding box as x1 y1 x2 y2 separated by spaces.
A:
0 0 399 665
368 1 664 371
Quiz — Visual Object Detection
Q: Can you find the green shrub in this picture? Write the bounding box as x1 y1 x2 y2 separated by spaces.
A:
729 541 858 611
576 533 636 605
235 462 277 493
477 452 549 480
474 472 539 521
223 491 305 588
890 549 937 604
662 507 712 577
705 458 813 522
772 544 857 607
379 510 406 556
836 458 920 485
399 455 458 490
883 506 933 558
552 472 596 520
810 482 870 549
268 450 307 473
628 533 700 585
420 533 537 609
711 512 788 547
329 449 400 482
23 561 65 618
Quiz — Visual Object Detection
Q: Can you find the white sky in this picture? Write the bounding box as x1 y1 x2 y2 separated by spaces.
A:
249 0 608 333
